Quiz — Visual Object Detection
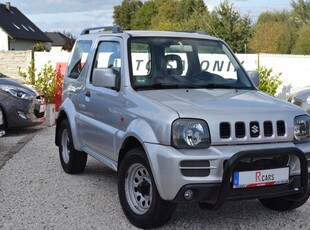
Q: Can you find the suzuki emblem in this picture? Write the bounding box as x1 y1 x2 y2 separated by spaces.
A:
251 125 259 134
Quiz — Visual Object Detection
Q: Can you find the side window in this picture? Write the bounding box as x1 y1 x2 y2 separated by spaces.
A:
91 41 121 84
67 41 92 79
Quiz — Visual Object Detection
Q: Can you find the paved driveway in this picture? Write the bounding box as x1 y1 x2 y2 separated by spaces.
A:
0 126 44 169
0 126 310 229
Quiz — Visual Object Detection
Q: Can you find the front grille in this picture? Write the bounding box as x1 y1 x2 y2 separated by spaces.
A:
250 121 259 137
34 95 45 119
235 122 245 138
220 122 230 138
34 111 45 118
223 155 289 172
180 160 210 177
219 120 286 139
264 121 273 137
277 121 286 136
233 155 289 171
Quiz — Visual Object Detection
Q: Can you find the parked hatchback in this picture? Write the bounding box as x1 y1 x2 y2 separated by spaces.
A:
288 86 310 114
0 73 45 131
0 108 5 136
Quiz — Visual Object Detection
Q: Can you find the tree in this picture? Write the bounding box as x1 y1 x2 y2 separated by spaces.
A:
131 1 157 30
113 0 142 29
150 0 181 31
178 9 211 31
249 21 292 53
175 0 210 31
249 11 294 54
175 0 206 22
129 0 209 31
62 31 76 52
208 0 252 53
256 10 291 24
32 42 48 51
291 0 310 28
292 25 310 54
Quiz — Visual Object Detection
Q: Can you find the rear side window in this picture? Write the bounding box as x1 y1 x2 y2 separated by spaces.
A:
67 41 92 79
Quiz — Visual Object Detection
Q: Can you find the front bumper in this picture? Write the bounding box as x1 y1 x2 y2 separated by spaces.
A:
172 148 309 209
144 142 310 207
2 95 45 129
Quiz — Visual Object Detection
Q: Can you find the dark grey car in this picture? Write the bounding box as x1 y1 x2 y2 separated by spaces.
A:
0 108 4 136
288 86 310 114
0 73 45 131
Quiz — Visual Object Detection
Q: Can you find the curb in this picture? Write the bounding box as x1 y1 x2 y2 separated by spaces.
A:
0 132 37 170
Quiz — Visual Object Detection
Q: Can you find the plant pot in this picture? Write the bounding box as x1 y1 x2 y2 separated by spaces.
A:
43 103 56 126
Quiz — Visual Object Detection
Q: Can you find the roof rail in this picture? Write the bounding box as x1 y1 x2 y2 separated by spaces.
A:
196 30 208 35
179 30 208 35
81 26 122 35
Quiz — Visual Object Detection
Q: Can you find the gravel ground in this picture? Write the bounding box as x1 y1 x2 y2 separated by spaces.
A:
1 126 310 229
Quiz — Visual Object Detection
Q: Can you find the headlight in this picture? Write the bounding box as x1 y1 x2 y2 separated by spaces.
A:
0 85 34 100
172 119 211 149
294 115 310 143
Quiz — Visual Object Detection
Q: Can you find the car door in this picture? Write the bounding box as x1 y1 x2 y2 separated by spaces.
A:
77 38 123 161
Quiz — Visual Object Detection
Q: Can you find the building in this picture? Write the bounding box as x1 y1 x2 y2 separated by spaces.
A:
0 2 51 51
45 32 69 52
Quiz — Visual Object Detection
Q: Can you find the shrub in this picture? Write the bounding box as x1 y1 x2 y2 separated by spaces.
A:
32 42 48 51
257 65 282 96
18 60 62 103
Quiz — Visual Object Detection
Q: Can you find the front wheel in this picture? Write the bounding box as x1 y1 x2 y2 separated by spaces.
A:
259 190 310 211
0 107 6 134
118 148 176 229
58 119 87 174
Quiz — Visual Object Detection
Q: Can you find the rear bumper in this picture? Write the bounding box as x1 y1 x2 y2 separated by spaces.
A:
171 148 309 209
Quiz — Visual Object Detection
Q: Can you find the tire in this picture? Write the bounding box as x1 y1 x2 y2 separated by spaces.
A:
58 119 87 174
0 107 6 133
259 190 310 211
118 148 176 229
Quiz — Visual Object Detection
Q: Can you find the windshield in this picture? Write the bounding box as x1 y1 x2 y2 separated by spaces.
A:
129 37 254 90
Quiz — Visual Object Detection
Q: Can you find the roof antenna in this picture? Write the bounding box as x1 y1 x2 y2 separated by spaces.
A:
191 6 220 39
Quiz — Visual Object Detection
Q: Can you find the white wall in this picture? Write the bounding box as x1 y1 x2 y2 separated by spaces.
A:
0 28 9 51
34 51 70 71
237 53 310 99
34 51 310 98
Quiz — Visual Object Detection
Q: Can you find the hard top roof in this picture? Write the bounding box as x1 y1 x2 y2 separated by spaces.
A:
78 26 220 41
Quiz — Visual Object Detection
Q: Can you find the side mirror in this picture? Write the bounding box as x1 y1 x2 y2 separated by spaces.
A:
92 68 116 88
247 70 260 87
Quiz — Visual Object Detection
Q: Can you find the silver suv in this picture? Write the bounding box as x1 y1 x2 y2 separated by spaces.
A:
55 26 310 229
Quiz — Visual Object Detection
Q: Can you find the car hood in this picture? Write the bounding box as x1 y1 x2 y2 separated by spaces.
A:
0 77 37 95
139 89 306 144
139 89 303 117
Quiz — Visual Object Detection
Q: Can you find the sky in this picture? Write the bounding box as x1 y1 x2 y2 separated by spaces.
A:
7 0 292 37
